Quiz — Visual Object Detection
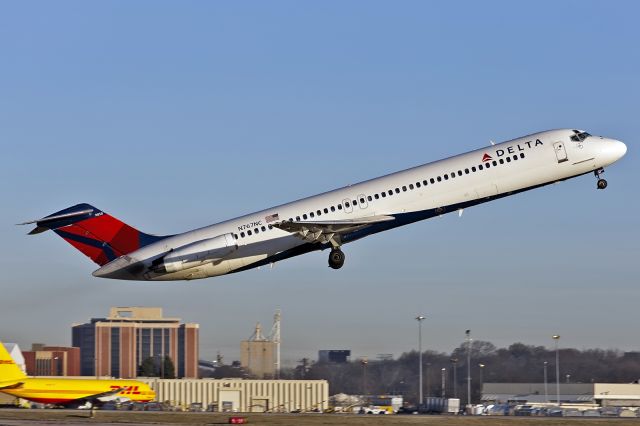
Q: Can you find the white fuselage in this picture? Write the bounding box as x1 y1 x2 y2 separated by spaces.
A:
94 129 626 280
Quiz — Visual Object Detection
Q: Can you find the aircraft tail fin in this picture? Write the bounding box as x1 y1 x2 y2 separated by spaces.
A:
0 342 26 383
19 203 166 266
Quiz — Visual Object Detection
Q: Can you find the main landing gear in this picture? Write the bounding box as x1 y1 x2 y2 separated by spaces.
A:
594 168 608 190
328 248 345 269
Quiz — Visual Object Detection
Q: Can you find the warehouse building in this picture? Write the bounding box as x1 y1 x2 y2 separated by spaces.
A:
139 378 329 412
483 383 640 407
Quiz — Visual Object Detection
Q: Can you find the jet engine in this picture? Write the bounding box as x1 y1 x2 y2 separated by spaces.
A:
150 233 237 274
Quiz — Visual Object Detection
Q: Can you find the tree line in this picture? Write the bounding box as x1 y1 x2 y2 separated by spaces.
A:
276 341 640 405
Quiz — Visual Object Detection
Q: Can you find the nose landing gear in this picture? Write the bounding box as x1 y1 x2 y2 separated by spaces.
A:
328 248 345 269
594 168 607 190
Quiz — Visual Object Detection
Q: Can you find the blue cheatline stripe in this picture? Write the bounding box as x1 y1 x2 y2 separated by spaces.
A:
54 229 117 262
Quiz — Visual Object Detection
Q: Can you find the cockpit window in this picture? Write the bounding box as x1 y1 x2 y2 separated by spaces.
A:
570 130 591 142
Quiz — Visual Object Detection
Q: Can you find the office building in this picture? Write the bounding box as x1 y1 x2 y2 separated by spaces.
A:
72 307 198 379
23 344 80 376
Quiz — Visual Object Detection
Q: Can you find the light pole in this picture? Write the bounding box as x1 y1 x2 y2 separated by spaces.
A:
416 315 426 407
553 335 560 405
426 362 431 398
441 368 446 398
543 361 548 403
478 363 485 403
466 329 471 408
361 358 368 396
450 358 458 398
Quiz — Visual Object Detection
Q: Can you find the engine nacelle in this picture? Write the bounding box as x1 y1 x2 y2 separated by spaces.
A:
151 233 237 274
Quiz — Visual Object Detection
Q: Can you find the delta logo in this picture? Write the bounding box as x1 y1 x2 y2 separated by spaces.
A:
482 139 544 162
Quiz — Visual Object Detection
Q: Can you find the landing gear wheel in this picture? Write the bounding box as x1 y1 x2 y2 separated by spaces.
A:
328 249 345 269
597 179 608 190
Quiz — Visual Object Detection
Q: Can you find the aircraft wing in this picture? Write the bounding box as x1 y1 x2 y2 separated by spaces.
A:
272 215 395 245
0 382 24 390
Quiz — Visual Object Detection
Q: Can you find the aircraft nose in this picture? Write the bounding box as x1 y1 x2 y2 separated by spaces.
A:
612 139 627 160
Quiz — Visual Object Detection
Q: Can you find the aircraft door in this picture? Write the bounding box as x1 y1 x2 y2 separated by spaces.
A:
342 198 353 214
553 141 568 163
357 194 368 209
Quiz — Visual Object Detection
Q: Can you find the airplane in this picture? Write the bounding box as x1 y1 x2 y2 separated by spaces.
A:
20 129 626 281
0 342 155 408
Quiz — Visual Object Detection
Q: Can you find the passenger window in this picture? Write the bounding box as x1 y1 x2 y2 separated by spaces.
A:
402 186 407 192
395 188 400 193
330 206 335 212
296 216 300 221
255 228 259 234
317 210 321 215
409 184 414 190
240 232 245 238
513 155 518 160
381 192 387 198
353 200 357 206
485 163 491 168
492 161 497 166
324 208 329 214
506 157 511 162
310 212 315 218
444 175 448 180
337 204 342 210
268 225 273 229
499 159 504 164
451 172 455 178
388 190 393 196
465 168 469 174
457 171 462 176
367 195 372 201
374 194 380 199
360 197 365 203
471 166 476 172
261 226 266 231
234 234 238 239
430 178 435 184
303 214 308 219
423 180 428 185
345 202 350 207
416 182 421 188
520 153 525 159
247 230 252 236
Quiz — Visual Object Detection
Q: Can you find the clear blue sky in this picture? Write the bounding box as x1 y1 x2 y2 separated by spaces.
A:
1 1 638 365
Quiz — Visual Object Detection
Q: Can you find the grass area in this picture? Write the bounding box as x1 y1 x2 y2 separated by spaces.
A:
0 409 639 425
